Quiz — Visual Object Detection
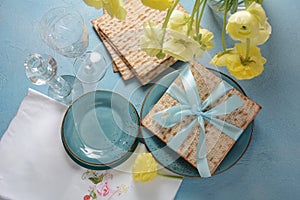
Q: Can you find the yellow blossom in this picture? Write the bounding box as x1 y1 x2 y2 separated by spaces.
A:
199 29 214 51
194 29 214 58
132 153 158 182
226 2 271 45
167 10 190 33
163 30 201 61
216 43 266 80
226 10 259 42
140 21 164 57
141 0 174 11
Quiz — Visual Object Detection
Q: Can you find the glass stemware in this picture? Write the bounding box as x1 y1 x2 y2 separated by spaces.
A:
39 7 108 84
24 53 76 104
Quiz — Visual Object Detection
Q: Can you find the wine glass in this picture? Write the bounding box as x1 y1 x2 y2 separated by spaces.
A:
24 53 80 104
38 7 108 84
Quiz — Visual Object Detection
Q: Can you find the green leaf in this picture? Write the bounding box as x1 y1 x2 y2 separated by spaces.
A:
88 174 104 184
90 191 97 199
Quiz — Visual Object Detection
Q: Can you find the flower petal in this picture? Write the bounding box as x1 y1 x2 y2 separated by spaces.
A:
226 10 260 41
141 0 174 11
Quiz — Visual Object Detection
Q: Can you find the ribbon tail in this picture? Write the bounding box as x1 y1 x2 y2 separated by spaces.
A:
202 81 233 110
205 94 244 116
167 81 190 106
208 117 244 141
196 117 211 177
180 66 202 109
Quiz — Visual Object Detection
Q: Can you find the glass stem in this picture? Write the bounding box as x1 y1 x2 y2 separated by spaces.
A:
48 75 71 97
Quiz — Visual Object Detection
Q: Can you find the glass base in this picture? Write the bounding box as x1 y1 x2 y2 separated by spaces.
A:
74 50 108 84
48 75 83 104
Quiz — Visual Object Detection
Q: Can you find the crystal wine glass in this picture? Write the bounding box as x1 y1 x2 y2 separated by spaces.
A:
39 7 108 84
24 53 78 104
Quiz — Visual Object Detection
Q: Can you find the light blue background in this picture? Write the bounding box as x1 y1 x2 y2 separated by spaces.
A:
1 0 299 199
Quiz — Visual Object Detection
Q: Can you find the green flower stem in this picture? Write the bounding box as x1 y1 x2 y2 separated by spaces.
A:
157 173 183 180
245 37 250 61
188 0 201 36
196 0 208 39
162 0 179 29
158 0 179 57
243 0 249 7
222 0 230 51
195 0 202 38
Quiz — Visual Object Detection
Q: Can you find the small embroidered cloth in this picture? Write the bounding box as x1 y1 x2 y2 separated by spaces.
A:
0 89 182 200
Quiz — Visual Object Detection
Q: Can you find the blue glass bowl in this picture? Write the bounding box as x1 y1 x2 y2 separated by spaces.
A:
61 90 139 170
140 69 254 177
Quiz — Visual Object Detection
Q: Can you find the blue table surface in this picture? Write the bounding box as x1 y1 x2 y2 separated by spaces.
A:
1 0 300 199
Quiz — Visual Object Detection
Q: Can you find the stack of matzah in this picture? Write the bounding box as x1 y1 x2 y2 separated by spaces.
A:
92 0 186 85
142 60 261 176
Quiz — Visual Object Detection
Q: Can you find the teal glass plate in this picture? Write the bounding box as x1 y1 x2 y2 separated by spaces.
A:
61 90 139 170
140 68 254 177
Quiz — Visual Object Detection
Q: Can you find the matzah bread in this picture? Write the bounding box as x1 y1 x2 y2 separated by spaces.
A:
92 0 187 84
142 60 261 175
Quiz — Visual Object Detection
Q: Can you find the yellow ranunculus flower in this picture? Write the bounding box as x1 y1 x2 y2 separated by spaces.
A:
132 153 158 182
163 30 201 62
199 29 214 51
167 10 190 33
226 10 259 42
224 43 266 80
140 21 164 57
141 0 174 11
226 2 271 45
83 0 103 9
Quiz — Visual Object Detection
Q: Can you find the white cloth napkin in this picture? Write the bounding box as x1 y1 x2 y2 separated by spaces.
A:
0 89 182 200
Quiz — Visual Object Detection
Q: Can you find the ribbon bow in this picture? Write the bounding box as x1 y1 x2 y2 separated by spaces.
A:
152 66 244 177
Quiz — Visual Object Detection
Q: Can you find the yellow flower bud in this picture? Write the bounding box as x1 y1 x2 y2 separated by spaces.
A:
167 10 191 33
226 11 259 42
141 0 174 11
132 153 158 182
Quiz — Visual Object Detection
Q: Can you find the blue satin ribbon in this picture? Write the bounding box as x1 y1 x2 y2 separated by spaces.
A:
152 66 244 177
